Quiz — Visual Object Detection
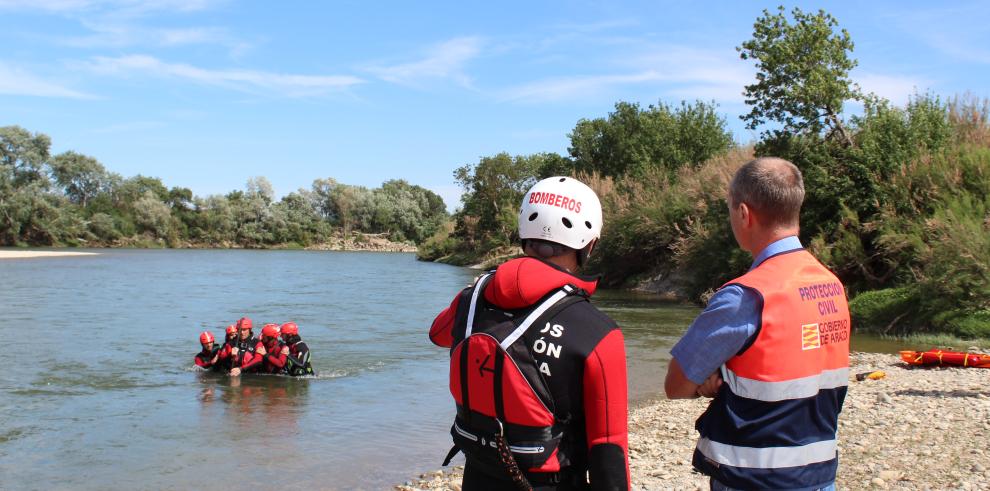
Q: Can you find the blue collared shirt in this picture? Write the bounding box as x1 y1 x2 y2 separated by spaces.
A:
670 236 803 384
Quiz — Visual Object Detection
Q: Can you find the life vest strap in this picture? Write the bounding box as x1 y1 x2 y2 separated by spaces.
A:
465 273 494 337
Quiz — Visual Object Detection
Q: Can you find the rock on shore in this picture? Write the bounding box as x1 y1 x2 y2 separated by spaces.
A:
398 352 990 490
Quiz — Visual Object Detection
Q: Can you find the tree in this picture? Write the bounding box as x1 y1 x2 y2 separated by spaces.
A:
50 151 111 208
371 179 448 242
738 6 861 145
454 153 541 245
132 190 174 239
0 126 52 189
568 100 732 177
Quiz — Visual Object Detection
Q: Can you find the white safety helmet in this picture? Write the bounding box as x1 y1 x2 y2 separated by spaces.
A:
518 176 603 250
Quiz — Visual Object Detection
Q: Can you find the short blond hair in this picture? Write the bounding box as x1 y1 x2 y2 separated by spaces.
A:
729 157 804 227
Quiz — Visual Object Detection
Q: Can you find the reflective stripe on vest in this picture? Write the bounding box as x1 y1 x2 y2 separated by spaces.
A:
721 365 849 402
694 249 850 487
697 437 838 469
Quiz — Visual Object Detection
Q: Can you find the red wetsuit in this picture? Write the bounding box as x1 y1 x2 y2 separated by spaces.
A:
261 340 288 374
194 346 220 371
430 257 630 490
236 337 266 373
194 349 216 368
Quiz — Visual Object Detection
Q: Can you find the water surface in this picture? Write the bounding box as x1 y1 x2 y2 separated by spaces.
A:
0 249 911 490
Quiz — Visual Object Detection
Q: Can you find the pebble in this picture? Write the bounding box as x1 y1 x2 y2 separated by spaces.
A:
397 353 990 490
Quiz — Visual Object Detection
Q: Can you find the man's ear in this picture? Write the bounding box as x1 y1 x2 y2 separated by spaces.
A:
739 202 753 228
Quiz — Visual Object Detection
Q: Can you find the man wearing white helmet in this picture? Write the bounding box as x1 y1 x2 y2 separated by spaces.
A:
431 177 629 490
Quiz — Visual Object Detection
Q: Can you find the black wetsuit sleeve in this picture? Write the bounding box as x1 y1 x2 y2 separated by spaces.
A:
287 342 310 367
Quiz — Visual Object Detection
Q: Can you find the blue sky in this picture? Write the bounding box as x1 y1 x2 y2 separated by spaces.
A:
2 1 988 209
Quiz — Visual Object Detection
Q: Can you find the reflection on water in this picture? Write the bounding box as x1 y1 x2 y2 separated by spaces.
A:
198 375 311 435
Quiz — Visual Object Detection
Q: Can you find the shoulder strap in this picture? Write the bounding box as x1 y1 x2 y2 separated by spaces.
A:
499 284 576 350
464 273 581 349
464 273 494 337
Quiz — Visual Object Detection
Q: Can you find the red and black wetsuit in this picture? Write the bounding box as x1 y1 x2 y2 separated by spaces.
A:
236 336 266 373
216 338 237 372
194 346 221 371
261 339 288 374
430 257 630 490
284 338 314 376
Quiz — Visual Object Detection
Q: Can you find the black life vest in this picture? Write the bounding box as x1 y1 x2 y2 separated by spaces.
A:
196 346 221 371
445 273 587 478
286 341 314 376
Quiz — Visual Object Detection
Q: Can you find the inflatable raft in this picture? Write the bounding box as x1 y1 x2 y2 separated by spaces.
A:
900 349 990 368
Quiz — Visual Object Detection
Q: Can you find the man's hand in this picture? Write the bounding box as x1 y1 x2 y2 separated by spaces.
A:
696 372 723 398
256 345 267 356
230 347 239 356
210 354 219 364
229 367 241 377
281 346 289 356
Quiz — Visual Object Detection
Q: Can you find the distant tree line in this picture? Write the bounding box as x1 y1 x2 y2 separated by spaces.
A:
0 128 447 248
419 6 990 338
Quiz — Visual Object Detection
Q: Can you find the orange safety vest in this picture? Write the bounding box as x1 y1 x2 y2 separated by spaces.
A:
693 248 850 490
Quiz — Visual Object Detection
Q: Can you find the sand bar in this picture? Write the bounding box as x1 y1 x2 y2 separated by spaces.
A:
0 250 100 259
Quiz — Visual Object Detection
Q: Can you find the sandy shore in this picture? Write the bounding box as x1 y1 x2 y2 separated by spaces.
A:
0 250 100 259
398 352 990 490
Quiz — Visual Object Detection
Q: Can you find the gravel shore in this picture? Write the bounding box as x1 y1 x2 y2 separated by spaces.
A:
397 352 990 490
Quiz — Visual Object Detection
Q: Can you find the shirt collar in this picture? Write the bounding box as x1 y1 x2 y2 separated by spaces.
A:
751 235 803 270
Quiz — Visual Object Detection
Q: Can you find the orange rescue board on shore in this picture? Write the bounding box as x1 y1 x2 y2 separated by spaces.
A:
900 349 990 368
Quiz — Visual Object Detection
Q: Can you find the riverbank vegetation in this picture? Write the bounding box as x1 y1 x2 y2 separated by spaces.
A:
419 7 990 338
3 7 986 338
0 130 448 249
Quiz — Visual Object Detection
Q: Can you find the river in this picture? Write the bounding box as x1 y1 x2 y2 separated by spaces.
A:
0 249 907 490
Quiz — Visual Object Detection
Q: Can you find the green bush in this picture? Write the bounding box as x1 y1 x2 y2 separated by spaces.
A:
931 310 990 339
848 287 917 332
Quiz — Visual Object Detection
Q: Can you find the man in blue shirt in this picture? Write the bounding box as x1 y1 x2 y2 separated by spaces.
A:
665 157 846 491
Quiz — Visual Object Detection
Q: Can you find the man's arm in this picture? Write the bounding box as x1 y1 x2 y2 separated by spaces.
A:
287 343 310 368
240 342 266 371
194 354 211 368
429 293 463 348
265 346 288 369
583 329 629 491
665 285 759 399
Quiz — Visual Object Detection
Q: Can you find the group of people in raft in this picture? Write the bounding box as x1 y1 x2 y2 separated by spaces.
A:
193 317 314 376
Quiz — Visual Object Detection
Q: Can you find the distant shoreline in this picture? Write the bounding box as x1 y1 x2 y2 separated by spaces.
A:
0 250 101 259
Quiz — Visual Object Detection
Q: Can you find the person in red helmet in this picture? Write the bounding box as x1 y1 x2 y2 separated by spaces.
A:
194 331 221 371
280 322 315 376
430 176 629 490
259 323 289 374
230 317 266 376
214 324 238 372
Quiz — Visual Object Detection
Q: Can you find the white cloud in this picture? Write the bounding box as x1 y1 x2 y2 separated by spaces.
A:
499 44 753 104
61 22 250 53
883 4 990 65
89 120 166 133
0 61 94 98
366 37 483 88
0 0 219 15
499 71 665 103
856 72 930 106
2 0 247 54
81 55 364 96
